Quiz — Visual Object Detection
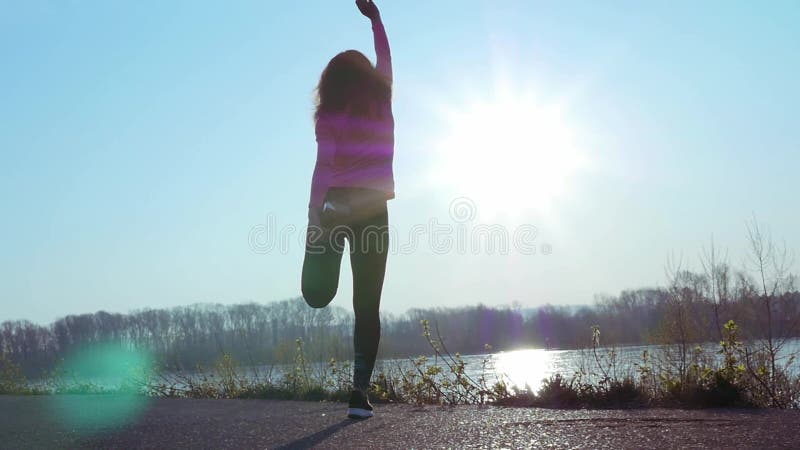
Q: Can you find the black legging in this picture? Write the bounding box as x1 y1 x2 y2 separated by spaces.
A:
301 188 389 392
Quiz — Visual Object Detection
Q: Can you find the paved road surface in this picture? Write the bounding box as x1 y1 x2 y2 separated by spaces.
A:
1 396 799 449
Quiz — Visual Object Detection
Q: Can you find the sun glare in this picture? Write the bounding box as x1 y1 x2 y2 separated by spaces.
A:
494 348 560 392
433 84 587 217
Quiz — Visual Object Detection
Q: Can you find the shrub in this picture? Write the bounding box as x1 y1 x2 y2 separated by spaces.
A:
0 354 29 395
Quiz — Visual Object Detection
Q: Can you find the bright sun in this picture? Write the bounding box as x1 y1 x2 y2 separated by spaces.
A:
434 84 587 218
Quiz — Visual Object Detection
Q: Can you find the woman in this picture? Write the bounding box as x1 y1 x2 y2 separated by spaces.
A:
301 0 394 420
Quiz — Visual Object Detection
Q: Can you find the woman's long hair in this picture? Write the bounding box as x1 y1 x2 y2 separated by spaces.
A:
315 50 391 122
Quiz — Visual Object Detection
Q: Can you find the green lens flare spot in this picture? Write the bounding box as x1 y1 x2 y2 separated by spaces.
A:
50 342 154 431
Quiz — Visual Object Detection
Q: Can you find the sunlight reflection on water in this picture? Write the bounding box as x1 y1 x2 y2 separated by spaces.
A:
466 339 800 393
493 348 562 392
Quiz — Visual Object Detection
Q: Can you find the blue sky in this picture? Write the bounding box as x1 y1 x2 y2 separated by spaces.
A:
2 0 798 324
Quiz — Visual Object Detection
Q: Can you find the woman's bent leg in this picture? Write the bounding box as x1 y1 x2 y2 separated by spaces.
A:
349 205 389 391
301 212 346 309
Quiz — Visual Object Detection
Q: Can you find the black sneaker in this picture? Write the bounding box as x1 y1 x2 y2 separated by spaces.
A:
347 390 374 419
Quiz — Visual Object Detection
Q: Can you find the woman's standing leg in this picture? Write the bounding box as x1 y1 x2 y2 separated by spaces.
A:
348 204 389 391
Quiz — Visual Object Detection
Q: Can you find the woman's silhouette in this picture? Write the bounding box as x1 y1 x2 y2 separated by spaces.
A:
301 0 394 420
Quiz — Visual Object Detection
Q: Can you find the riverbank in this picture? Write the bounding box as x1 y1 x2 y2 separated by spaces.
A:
1 395 799 449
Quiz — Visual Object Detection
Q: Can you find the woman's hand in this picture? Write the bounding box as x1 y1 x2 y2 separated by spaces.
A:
356 0 380 20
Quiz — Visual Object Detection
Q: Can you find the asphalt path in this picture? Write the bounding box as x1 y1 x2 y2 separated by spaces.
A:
1 396 799 449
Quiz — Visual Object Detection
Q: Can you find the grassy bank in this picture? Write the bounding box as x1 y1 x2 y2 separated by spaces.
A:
2 320 798 409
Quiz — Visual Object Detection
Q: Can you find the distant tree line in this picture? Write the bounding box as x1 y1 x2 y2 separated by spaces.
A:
2 286 798 378
2 218 798 378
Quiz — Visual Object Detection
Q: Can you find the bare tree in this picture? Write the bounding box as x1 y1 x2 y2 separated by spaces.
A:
662 254 710 385
699 236 730 341
744 215 798 406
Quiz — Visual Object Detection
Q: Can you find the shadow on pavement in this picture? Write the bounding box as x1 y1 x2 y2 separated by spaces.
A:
274 418 359 450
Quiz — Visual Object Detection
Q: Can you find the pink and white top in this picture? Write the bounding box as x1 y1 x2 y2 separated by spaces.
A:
308 18 394 209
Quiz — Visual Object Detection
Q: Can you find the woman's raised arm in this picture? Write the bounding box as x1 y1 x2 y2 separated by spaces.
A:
356 0 392 84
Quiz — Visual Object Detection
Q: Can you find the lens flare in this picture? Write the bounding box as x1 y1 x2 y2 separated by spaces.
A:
49 342 153 432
